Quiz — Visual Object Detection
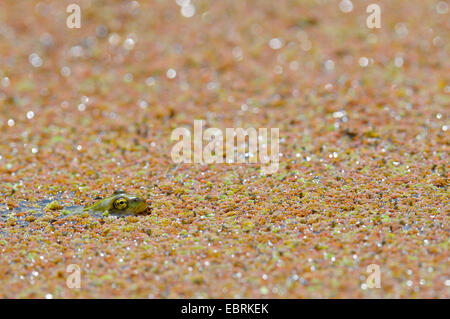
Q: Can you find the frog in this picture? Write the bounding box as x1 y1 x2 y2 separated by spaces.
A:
83 190 149 216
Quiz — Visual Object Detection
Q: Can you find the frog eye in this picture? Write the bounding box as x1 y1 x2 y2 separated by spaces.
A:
113 197 128 210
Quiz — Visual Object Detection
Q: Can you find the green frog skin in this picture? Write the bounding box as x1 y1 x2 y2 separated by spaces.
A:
83 191 148 216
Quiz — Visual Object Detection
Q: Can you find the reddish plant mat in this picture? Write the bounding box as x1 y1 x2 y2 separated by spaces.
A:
0 0 448 298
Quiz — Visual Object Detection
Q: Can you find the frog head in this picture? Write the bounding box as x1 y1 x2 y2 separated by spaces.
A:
84 190 148 216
